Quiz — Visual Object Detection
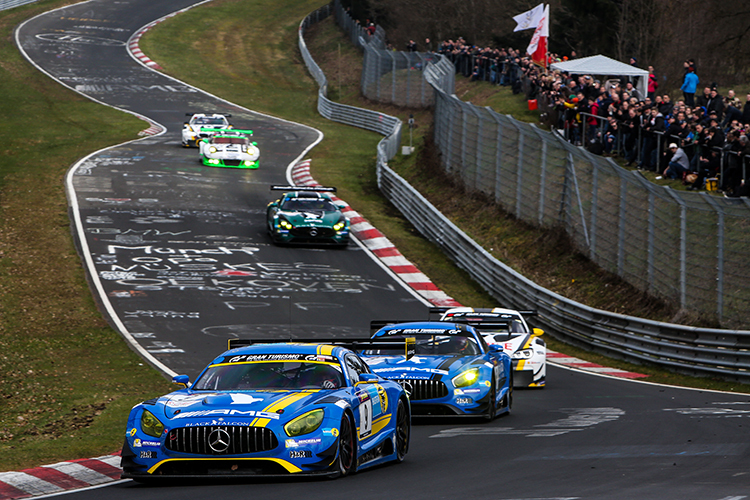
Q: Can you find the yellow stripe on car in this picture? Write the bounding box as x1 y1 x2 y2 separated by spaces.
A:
147 457 302 475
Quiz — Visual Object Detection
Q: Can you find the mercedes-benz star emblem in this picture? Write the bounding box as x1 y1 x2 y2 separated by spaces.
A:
208 428 231 453
399 380 413 397
309 228 318 237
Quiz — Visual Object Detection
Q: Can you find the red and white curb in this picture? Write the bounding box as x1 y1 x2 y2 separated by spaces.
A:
291 159 461 308
0 454 122 500
547 350 648 379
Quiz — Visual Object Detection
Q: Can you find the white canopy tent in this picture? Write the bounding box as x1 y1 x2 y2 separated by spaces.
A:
550 54 649 101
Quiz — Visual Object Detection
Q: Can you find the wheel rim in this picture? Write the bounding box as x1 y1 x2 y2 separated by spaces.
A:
339 415 354 472
396 401 409 458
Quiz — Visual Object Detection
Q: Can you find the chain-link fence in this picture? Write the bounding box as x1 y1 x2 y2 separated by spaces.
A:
301 4 750 377
424 62 750 328
333 0 750 328
334 0 449 108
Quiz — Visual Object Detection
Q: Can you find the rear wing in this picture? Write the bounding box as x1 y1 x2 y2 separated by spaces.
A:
199 127 253 135
432 307 538 318
227 337 415 360
186 112 232 117
270 185 336 193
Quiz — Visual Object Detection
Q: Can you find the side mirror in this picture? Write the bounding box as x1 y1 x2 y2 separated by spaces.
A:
358 373 379 383
488 344 504 353
252 141 258 146
533 328 544 336
172 375 190 388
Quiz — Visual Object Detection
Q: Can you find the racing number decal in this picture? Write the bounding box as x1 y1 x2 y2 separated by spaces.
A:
359 398 373 439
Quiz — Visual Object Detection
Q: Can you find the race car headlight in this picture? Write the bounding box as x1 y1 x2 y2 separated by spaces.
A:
278 219 293 230
333 221 345 231
208 146 217 154
246 146 259 155
284 409 324 437
140 409 164 438
452 368 480 388
512 349 534 359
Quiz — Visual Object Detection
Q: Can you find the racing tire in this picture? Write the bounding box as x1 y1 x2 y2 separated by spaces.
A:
484 378 497 421
336 412 357 477
395 398 410 462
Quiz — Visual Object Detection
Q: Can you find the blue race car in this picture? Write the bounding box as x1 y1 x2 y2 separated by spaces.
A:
121 340 411 480
361 322 512 419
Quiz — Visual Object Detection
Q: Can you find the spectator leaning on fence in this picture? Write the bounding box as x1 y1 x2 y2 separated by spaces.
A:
664 143 690 179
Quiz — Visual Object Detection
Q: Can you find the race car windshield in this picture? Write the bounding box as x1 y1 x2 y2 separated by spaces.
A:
463 319 527 335
193 117 228 125
193 362 345 390
281 199 337 212
368 335 481 356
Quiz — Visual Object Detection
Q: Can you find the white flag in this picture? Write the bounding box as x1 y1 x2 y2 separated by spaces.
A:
526 4 549 63
512 3 545 32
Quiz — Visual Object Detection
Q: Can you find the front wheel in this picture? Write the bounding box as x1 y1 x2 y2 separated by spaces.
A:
336 412 357 477
395 398 410 462
484 378 497 421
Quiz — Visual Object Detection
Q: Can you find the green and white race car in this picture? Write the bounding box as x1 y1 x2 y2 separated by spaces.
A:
199 129 259 169
266 186 350 246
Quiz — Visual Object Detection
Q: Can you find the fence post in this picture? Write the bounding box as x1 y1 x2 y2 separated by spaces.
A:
647 191 655 291
617 176 627 275
390 52 397 103
515 121 525 218
702 193 724 322
665 188 687 308
474 107 483 192
538 138 548 226
493 111 504 206
590 163 598 259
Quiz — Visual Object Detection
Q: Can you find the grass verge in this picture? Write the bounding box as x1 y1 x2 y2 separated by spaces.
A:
0 0 173 472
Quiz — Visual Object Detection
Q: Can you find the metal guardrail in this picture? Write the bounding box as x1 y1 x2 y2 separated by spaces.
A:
0 0 38 11
300 4 750 383
299 4 401 163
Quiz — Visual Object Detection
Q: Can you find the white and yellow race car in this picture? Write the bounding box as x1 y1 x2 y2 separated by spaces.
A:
439 307 546 388
181 113 232 147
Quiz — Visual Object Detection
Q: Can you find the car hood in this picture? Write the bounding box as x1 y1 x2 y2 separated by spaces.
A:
155 390 332 422
278 210 341 225
362 355 480 379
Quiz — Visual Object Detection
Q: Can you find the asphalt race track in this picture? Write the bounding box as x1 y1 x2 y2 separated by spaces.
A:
16 1 750 498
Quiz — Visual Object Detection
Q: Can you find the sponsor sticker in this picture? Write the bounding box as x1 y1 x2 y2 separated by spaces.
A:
133 438 142 448
289 450 312 459
322 428 339 437
286 437 322 448
455 397 473 405
139 451 157 459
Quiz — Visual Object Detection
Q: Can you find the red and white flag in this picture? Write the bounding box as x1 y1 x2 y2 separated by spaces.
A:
512 3 544 32
526 4 549 67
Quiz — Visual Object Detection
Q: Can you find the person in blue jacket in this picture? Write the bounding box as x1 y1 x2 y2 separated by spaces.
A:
681 66 699 107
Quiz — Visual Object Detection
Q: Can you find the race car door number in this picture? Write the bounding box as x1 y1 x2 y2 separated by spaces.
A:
359 398 373 439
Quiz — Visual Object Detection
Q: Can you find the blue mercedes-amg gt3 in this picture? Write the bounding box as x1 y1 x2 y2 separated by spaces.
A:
361 321 513 419
121 341 410 480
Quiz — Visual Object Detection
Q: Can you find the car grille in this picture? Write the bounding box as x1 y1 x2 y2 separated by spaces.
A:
393 379 448 400
290 226 335 238
165 426 278 455
222 159 243 166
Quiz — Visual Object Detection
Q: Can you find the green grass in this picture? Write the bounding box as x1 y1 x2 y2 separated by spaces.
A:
0 0 173 471
1 0 748 473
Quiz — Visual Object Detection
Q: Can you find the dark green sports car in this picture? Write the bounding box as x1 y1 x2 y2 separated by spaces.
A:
266 186 350 246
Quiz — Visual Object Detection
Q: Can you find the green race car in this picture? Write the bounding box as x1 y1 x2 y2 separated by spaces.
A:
198 129 259 169
267 186 350 246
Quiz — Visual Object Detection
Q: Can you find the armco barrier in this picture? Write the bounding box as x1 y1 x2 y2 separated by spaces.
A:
1 0 38 11
377 164 750 383
299 5 750 383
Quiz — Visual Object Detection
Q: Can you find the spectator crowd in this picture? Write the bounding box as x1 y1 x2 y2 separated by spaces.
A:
427 37 750 196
